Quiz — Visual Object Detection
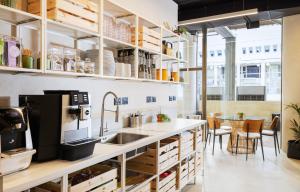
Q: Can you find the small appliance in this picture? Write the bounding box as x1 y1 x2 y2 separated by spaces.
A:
21 90 98 161
0 107 36 175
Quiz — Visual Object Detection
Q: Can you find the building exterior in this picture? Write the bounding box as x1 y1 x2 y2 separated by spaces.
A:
200 24 282 101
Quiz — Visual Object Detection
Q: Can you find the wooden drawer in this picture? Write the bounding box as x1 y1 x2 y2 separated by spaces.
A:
135 182 151 192
35 165 117 192
90 179 117 192
152 171 176 192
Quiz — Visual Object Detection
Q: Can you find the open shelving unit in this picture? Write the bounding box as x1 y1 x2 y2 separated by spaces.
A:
0 0 190 84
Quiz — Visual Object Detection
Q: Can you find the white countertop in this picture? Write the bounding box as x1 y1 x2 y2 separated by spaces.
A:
3 118 206 192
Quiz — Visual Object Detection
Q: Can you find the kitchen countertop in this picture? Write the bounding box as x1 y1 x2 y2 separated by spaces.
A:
3 118 206 192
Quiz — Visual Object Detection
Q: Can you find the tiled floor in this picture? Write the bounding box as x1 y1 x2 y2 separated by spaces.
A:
201 135 300 192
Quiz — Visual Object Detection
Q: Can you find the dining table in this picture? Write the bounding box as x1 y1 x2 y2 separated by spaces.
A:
216 115 266 154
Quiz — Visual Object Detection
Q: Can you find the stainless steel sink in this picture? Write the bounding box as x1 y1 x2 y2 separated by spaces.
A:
101 133 148 145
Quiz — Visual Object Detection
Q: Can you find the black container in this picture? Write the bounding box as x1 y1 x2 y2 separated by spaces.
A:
60 138 99 161
287 140 300 160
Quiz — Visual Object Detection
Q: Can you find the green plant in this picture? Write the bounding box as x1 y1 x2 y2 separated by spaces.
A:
174 26 189 36
286 103 300 143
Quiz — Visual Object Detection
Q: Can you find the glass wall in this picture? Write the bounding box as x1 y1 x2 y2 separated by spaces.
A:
196 21 282 121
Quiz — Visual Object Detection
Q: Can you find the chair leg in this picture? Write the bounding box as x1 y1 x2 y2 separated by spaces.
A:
260 135 265 161
252 139 256 154
230 134 233 154
204 133 209 150
246 136 249 161
209 133 212 144
236 135 239 155
273 135 277 156
212 135 216 155
219 135 223 150
276 134 280 154
256 139 258 151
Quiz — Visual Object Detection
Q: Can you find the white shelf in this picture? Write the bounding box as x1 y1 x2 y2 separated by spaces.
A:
0 4 42 24
0 0 190 85
0 66 42 73
138 47 161 55
103 36 136 49
47 19 100 39
45 70 100 78
162 54 178 61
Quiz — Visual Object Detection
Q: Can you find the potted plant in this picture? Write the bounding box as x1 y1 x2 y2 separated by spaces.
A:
286 104 300 160
237 112 244 120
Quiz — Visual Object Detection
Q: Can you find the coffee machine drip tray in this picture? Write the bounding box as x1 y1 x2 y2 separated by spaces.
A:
60 138 99 161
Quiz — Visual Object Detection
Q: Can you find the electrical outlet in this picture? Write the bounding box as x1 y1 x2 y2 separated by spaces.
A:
122 97 128 105
114 97 122 105
146 96 152 103
152 97 157 103
169 96 173 101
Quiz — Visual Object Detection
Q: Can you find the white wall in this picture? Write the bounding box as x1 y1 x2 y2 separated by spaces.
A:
282 14 300 152
110 0 178 27
0 0 179 136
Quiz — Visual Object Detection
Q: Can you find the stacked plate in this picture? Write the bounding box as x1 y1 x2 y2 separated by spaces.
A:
103 49 116 76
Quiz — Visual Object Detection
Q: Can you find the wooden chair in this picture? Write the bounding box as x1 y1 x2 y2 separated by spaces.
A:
262 116 280 156
205 116 233 155
236 119 264 161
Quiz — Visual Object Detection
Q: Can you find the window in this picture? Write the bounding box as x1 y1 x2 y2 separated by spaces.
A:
264 45 270 53
241 65 261 78
273 45 278 52
242 48 246 54
249 47 253 54
210 51 215 57
217 50 222 56
256 46 262 53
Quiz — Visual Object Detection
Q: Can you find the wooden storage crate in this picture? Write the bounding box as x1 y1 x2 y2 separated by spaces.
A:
188 157 195 180
195 152 201 173
152 171 177 192
35 164 118 192
180 131 195 159
28 0 99 32
179 160 188 188
127 137 179 174
131 26 161 53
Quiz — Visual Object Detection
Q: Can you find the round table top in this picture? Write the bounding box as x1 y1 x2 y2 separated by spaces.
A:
216 115 266 121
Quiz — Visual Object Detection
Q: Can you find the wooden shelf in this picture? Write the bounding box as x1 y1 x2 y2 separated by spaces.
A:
47 19 100 39
103 36 136 49
0 4 41 24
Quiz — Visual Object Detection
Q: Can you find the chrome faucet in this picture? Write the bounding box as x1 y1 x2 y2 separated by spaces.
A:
100 91 119 137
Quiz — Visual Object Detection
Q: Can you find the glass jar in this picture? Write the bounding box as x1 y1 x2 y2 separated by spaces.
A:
84 58 95 74
48 45 63 71
63 48 76 72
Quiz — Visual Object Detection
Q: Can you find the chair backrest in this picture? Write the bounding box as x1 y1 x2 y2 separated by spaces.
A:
242 119 264 133
207 116 221 130
270 116 279 131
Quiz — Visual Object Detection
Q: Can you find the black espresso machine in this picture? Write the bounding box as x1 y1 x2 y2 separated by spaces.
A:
0 107 36 175
20 90 98 161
